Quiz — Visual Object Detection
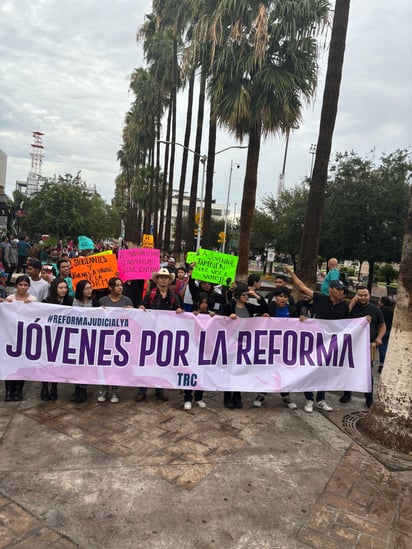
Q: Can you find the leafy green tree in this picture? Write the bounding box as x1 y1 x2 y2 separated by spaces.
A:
321 150 411 291
250 209 275 254
261 183 309 263
24 174 119 240
378 264 398 285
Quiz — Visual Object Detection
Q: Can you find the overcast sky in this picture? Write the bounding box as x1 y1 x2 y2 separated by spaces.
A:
1 0 411 212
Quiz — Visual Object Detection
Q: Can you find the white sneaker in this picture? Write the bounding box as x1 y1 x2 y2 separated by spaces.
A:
184 401 192 410
196 400 207 408
97 389 108 402
282 397 297 410
253 395 265 408
304 400 314 413
110 391 119 403
316 400 333 411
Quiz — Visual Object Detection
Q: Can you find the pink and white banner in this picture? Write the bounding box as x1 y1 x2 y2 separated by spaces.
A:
0 303 372 392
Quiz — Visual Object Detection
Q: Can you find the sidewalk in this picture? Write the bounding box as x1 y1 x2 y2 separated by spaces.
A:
0 383 410 548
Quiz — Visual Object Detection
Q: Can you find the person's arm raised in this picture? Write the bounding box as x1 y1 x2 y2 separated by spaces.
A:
282 265 314 299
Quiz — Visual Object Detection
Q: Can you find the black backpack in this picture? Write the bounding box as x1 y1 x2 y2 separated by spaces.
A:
339 271 349 286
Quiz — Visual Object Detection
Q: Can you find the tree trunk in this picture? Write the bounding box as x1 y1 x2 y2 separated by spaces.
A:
297 0 351 286
158 103 172 250
153 112 161 248
174 69 195 257
362 187 412 453
367 259 375 294
163 38 178 253
236 125 261 280
187 66 206 251
202 115 217 250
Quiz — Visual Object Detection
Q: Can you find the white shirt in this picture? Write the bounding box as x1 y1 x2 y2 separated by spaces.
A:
28 278 50 302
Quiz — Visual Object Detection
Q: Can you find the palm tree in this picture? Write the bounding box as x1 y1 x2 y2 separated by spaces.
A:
297 0 351 285
174 67 195 257
206 0 330 278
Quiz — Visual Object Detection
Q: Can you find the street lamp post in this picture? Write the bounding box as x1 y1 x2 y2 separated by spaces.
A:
222 160 240 253
309 143 317 178
157 140 246 251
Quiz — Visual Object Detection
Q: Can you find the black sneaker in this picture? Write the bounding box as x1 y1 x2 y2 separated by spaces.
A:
339 392 352 404
366 397 373 408
224 399 234 409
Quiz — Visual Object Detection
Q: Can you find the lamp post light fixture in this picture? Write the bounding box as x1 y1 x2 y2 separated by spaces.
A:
222 160 240 253
309 143 317 178
157 140 247 251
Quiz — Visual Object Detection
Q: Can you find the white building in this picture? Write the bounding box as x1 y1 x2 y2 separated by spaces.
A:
170 194 226 221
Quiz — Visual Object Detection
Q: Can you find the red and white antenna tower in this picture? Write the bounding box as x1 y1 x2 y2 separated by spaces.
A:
30 131 45 176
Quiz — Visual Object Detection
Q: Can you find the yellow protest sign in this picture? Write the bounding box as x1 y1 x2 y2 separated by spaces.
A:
142 234 154 248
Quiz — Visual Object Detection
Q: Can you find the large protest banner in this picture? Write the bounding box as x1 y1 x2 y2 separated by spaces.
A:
117 248 160 281
192 249 238 286
0 303 371 392
70 254 118 290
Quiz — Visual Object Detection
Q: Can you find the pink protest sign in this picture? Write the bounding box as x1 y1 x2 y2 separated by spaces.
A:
117 247 160 280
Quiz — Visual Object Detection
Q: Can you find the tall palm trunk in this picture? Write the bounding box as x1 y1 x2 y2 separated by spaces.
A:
174 69 195 257
153 112 161 248
202 115 217 250
237 125 261 279
187 66 207 251
163 39 178 252
297 0 350 284
158 102 172 249
144 142 154 235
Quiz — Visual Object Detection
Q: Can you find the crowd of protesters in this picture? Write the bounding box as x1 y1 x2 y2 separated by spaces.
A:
1 236 389 411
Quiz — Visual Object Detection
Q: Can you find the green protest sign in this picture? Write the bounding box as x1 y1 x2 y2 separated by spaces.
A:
192 249 238 286
186 251 197 265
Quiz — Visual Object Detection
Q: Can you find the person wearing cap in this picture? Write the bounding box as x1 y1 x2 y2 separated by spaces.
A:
253 286 298 410
135 268 183 403
166 256 177 276
320 258 341 295
27 258 50 302
283 265 349 413
339 285 385 408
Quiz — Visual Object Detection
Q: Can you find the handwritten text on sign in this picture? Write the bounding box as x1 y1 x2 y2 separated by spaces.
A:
192 249 238 286
117 248 160 280
70 254 118 290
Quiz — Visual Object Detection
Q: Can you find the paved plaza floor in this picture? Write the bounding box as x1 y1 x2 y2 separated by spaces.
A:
0 382 410 548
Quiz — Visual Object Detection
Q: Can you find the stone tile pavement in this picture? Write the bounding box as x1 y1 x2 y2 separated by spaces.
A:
0 383 410 548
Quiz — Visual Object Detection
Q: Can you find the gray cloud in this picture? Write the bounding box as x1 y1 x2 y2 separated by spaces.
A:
0 0 410 211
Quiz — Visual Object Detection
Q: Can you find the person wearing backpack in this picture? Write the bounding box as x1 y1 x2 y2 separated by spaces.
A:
321 258 341 295
135 268 183 402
